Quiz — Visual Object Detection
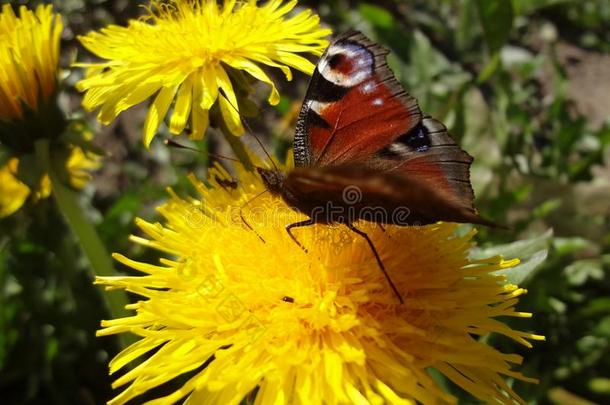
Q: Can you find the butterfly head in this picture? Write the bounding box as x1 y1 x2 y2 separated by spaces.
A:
317 41 375 88
257 167 285 195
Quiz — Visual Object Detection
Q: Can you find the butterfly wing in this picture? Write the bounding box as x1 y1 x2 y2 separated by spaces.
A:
373 116 478 218
292 31 489 224
284 164 495 227
293 30 422 166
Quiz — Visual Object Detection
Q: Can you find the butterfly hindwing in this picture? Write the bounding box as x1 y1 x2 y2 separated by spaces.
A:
294 30 422 166
375 116 477 214
284 164 493 226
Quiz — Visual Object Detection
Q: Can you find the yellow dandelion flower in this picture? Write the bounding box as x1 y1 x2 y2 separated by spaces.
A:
0 4 62 122
66 143 103 189
0 148 100 218
0 158 30 217
98 160 544 405
75 0 331 147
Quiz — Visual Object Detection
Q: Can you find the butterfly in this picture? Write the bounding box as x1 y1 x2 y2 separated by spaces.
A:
256 31 496 302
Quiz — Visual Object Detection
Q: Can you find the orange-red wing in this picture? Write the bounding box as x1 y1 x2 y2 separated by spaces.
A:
285 164 494 227
291 32 489 226
374 117 477 214
293 31 421 167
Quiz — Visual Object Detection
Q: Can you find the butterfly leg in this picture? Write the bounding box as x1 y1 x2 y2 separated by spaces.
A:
345 223 404 304
286 219 316 253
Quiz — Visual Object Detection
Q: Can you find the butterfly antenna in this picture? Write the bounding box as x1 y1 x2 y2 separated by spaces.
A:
165 139 246 166
239 189 269 244
218 90 279 171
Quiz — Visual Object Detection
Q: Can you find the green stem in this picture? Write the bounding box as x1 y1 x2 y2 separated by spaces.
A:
34 139 132 347
223 130 254 171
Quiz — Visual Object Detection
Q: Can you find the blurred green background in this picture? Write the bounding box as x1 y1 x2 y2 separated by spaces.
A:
1 0 609 403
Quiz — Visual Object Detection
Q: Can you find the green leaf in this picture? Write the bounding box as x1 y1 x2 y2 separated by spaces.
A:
548 387 599 405
590 378 610 394
511 0 577 16
477 52 501 82
45 338 59 362
471 230 552 284
274 96 292 115
553 237 596 256
502 249 548 285
564 258 605 286
533 198 562 218
358 3 411 63
579 297 610 317
359 3 394 29
474 229 553 259
475 0 514 54
456 0 480 52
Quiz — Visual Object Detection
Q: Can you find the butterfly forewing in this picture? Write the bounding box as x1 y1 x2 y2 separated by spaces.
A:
294 30 422 167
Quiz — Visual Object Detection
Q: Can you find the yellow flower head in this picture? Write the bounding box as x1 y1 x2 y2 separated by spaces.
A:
0 4 62 122
99 161 544 405
0 158 30 217
76 0 331 147
0 148 101 218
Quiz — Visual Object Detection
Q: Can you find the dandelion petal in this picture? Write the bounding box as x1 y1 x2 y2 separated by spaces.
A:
144 86 178 147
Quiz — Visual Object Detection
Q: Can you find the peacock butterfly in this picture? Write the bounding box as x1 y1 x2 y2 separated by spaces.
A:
257 31 496 302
